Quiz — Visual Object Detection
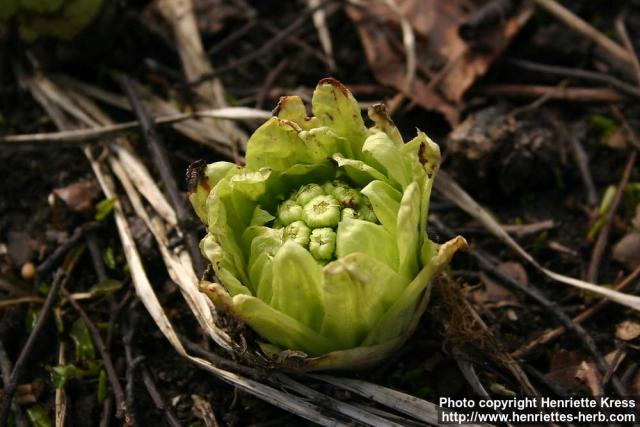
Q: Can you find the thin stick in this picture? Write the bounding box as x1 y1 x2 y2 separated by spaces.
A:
477 84 626 102
141 367 181 427
522 364 568 397
568 134 599 206
587 151 637 283
533 0 632 65
122 301 141 427
0 340 27 427
207 19 257 56
0 269 70 425
0 296 45 308
507 58 640 100
123 300 180 427
548 114 599 206
36 222 100 278
61 286 129 422
602 347 626 386
0 108 270 146
54 342 67 427
513 262 640 358
86 231 108 283
615 16 640 86
116 74 205 276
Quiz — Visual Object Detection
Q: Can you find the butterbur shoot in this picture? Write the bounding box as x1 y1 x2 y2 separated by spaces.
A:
190 78 466 370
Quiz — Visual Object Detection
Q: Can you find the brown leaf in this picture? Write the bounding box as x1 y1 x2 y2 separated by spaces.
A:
476 271 517 304
615 320 640 341
602 127 628 150
612 232 640 271
575 360 602 397
53 180 100 214
544 350 587 393
346 0 531 125
496 261 529 287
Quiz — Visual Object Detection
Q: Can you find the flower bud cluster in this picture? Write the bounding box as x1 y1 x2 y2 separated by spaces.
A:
274 180 378 261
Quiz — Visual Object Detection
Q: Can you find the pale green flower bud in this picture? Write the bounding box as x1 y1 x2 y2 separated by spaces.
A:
302 195 340 228
341 208 357 220
296 183 325 206
284 221 311 247
357 205 378 223
309 227 336 261
322 181 336 196
277 199 303 226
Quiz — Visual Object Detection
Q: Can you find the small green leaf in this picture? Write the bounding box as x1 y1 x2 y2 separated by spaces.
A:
102 246 116 269
97 369 108 403
589 114 618 139
26 405 52 427
51 364 83 388
70 319 95 364
89 279 122 297
25 310 38 334
54 307 64 334
94 198 116 221
598 185 616 215
37 282 51 296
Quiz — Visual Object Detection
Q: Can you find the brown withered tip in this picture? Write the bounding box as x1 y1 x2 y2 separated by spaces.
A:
317 77 350 96
186 159 207 194
369 103 389 116
368 103 394 123
272 95 292 116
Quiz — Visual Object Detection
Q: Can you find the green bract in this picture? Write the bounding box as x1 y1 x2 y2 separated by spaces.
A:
191 78 466 370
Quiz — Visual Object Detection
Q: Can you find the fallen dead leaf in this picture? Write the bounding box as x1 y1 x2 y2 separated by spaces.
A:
346 0 532 125
497 261 529 286
53 180 100 214
602 127 628 150
545 350 587 394
476 272 517 304
575 360 602 397
615 320 640 341
612 232 640 271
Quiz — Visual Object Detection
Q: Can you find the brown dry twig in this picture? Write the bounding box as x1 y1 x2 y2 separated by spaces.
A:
123 301 180 427
35 222 101 279
0 108 270 146
506 58 640 100
141 366 181 427
615 16 640 86
116 73 205 276
477 84 626 103
60 286 130 422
